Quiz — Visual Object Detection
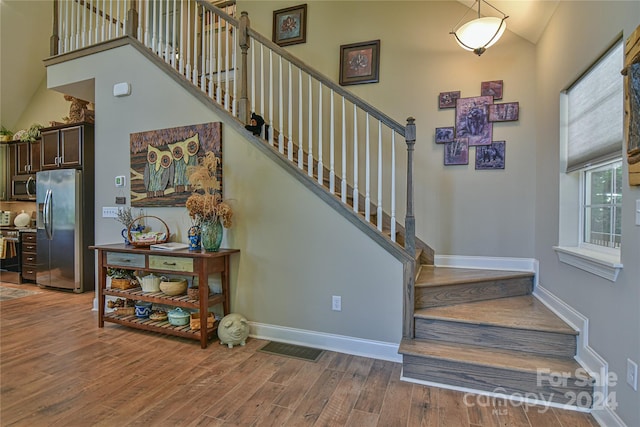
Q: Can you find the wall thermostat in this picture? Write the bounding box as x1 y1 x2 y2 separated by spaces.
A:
113 82 131 97
115 176 126 187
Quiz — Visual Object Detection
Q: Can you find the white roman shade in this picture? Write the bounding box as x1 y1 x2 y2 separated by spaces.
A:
566 41 624 172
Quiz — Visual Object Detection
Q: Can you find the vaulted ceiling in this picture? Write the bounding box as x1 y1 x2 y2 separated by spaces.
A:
0 0 558 131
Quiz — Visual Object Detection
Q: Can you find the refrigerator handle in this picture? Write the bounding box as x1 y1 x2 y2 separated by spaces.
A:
43 189 53 240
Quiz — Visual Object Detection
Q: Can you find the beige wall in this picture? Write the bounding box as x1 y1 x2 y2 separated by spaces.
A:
46 44 404 344
240 0 538 258
535 2 640 426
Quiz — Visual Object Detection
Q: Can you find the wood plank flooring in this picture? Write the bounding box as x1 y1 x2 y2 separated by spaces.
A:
0 282 599 427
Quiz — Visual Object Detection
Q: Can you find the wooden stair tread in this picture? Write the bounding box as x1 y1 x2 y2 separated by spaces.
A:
414 295 577 335
415 266 533 287
399 338 585 376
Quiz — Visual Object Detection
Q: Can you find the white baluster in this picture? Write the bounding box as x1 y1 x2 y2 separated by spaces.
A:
87 0 93 45
184 0 189 75
260 44 265 136
307 74 313 177
341 97 347 204
64 0 69 52
172 0 178 69
208 11 214 97
102 0 107 44
108 0 112 40
137 0 142 41
391 132 396 242
329 89 335 194
250 40 255 116
317 82 323 185
353 105 359 213
200 7 206 92
377 121 383 231
278 56 284 154
116 0 121 37
192 3 198 84
365 113 371 221
287 62 293 161
298 69 303 169
81 0 86 47
224 20 230 110
216 14 222 103
232 28 237 116
151 0 157 54
164 0 170 62
268 50 274 146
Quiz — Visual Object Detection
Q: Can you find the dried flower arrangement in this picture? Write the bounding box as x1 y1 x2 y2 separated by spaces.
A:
185 152 233 227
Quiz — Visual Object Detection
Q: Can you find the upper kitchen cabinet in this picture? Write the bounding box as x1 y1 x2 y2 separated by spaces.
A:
41 123 94 170
13 139 41 175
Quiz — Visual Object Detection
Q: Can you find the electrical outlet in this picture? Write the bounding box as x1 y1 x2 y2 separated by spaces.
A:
627 359 638 391
332 295 341 311
102 207 119 218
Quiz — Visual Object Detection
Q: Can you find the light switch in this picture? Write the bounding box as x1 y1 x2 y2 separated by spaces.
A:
115 176 126 187
636 199 640 226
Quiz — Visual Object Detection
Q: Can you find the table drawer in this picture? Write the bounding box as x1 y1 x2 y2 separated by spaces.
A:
22 232 37 244
22 267 36 281
106 252 146 268
149 255 193 272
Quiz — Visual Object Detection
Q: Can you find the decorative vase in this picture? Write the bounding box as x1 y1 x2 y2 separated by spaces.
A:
188 225 201 251
200 218 223 252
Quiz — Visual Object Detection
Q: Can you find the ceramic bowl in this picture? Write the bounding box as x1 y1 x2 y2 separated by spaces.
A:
167 307 190 326
159 278 188 296
134 301 153 318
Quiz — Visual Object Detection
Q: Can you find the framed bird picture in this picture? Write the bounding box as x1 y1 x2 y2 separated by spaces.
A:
129 122 222 207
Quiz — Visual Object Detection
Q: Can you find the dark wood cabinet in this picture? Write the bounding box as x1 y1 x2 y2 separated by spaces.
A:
21 231 37 282
41 123 93 170
12 140 41 174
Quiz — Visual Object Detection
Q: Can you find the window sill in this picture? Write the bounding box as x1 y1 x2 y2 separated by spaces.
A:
553 246 623 282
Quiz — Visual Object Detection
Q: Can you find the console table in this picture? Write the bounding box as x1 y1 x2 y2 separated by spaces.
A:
91 244 239 348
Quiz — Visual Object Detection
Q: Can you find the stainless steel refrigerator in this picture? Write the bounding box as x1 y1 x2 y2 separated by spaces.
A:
36 169 94 292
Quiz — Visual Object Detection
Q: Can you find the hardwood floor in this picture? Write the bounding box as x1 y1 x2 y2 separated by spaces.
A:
0 282 599 426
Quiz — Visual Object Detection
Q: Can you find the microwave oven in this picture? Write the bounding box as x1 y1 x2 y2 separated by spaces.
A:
11 174 36 200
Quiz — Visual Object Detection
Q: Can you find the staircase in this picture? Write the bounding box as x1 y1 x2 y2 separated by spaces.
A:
399 266 594 409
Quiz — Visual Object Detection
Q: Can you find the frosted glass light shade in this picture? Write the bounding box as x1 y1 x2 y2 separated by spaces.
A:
454 16 506 55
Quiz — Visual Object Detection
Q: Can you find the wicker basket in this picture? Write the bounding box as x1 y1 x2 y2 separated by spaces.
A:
114 307 135 316
187 287 200 301
111 278 136 290
127 215 170 247
190 312 215 331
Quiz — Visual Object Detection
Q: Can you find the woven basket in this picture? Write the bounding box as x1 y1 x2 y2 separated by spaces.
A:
111 278 136 290
190 312 215 331
114 307 135 316
127 215 170 247
187 287 200 301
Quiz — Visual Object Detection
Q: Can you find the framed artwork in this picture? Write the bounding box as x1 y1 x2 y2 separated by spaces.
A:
481 80 503 100
444 138 469 165
339 40 380 86
273 4 307 47
475 141 506 170
623 25 640 185
489 102 520 122
130 122 222 207
435 127 455 144
455 96 493 146
439 91 461 109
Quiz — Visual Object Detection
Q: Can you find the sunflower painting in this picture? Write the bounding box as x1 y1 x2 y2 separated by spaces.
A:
129 122 222 207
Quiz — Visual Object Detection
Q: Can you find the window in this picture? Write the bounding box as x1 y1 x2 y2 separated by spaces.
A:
555 40 624 281
582 160 622 250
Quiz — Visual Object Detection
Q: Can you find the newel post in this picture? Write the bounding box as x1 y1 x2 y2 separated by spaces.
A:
403 117 416 339
404 117 416 258
50 0 59 56
238 11 250 124
126 0 139 39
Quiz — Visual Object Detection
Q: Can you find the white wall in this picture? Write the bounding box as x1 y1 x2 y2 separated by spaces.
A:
46 45 404 347
535 2 640 426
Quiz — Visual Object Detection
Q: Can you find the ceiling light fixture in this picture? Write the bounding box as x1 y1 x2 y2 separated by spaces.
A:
450 0 508 56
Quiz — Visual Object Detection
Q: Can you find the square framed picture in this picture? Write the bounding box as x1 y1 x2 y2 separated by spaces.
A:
489 102 519 122
475 141 506 170
481 80 503 100
444 138 469 165
339 40 380 86
455 96 493 146
435 127 455 144
272 4 307 47
439 91 460 109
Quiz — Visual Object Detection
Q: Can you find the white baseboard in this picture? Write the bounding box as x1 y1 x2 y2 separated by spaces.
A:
435 255 538 277
249 322 402 363
534 284 624 427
